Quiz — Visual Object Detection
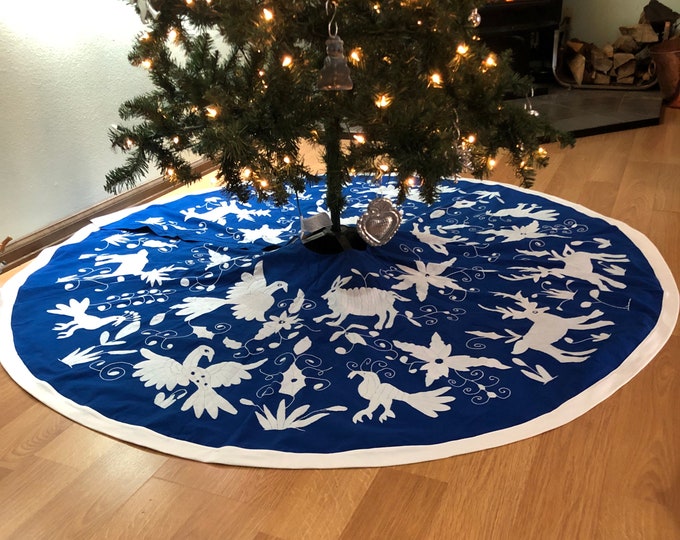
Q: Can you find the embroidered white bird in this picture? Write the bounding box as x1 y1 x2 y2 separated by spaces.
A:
94 249 149 279
410 222 460 255
348 370 455 423
171 261 288 322
133 345 267 419
47 298 127 338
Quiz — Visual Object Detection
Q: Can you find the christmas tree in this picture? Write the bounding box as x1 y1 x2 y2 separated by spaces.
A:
107 0 570 244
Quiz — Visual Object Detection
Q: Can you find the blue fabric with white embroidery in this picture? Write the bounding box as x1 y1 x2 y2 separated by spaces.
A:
8 178 665 459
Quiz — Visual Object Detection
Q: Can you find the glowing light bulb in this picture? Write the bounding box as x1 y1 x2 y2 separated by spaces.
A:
538 147 548 157
456 43 469 55
375 94 392 108
166 167 175 178
283 156 291 164
467 134 476 144
353 134 366 144
484 54 497 69
205 106 218 118
172 136 180 144
488 158 497 169
379 164 389 172
125 138 134 149
259 179 269 188
241 167 252 179
262 8 273 21
168 28 178 42
406 176 417 186
185 0 193 5
141 59 152 69
349 49 362 65
430 72 443 87
140 31 151 42
281 55 293 68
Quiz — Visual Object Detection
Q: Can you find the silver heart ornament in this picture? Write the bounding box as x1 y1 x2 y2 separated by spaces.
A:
357 197 402 247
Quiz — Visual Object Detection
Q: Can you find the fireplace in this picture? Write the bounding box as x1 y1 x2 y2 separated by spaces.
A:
478 0 564 84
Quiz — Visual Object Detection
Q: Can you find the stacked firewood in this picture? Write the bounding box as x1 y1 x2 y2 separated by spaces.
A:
561 24 658 87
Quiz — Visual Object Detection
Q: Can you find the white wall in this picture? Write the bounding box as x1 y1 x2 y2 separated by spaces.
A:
563 0 680 45
0 0 153 241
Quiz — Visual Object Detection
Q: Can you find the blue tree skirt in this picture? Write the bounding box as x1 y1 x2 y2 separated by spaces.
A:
1 178 677 468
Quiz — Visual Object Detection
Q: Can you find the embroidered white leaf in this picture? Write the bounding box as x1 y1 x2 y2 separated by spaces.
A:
604 264 626 276
346 333 367 346
329 330 345 342
591 333 611 342
535 364 555 382
520 369 548 383
115 320 140 340
60 346 101 367
254 400 348 430
288 289 305 314
192 326 215 340
99 331 110 345
150 313 165 326
467 330 505 340
223 337 242 349
293 336 312 356
512 357 528 367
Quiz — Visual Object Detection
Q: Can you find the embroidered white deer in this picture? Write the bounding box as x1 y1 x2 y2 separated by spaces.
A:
313 275 409 330
504 244 629 292
482 292 614 363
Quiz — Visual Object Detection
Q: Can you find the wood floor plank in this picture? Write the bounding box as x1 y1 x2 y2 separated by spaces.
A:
510 405 616 539
597 336 680 537
8 444 167 539
0 374 36 429
610 161 660 233
91 477 216 539
0 456 80 538
0 402 72 469
257 469 376 540
35 423 123 470
171 492 270 540
155 459 301 506
402 440 539 538
339 469 447 540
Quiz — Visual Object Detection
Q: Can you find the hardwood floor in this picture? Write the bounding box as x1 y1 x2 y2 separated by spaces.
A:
1 108 679 540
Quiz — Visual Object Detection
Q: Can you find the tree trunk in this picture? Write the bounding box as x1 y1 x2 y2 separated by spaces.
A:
323 116 343 234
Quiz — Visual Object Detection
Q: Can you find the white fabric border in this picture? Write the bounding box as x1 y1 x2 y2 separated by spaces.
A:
1 179 678 469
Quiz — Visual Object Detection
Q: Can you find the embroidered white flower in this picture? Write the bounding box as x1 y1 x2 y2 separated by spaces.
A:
253 311 302 340
392 258 463 301
395 332 510 386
